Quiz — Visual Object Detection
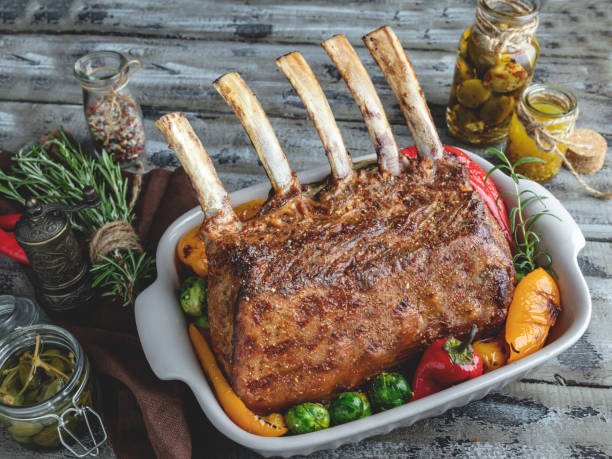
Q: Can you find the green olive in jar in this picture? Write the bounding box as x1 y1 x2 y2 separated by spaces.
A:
483 61 528 93
450 104 484 133
457 79 491 108
479 95 516 126
454 56 477 84
459 26 472 57
467 35 497 74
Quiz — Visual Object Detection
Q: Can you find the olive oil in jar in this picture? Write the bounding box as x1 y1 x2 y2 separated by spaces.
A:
447 0 540 145
505 84 577 183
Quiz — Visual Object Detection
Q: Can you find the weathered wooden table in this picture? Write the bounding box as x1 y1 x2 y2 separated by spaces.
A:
0 1 610 457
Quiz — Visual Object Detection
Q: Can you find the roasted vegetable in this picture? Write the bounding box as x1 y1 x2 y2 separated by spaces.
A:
188 324 288 436
179 276 207 317
473 337 507 372
411 325 483 400
368 372 411 411
329 392 371 425
505 268 560 363
284 402 330 434
176 226 208 278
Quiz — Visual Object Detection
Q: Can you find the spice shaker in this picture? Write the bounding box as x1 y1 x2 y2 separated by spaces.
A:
14 188 100 313
0 325 107 455
74 51 145 163
0 295 49 342
446 0 540 144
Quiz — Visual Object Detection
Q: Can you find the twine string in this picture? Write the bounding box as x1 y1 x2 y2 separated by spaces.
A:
474 0 539 54
81 60 141 146
516 96 612 199
89 161 145 263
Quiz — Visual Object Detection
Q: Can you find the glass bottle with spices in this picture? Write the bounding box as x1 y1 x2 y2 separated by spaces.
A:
74 51 145 163
505 83 577 183
447 0 540 145
0 325 106 455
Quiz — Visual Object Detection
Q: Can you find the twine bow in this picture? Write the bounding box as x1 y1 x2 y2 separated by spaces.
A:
84 59 141 146
89 161 145 263
515 97 612 199
474 0 539 54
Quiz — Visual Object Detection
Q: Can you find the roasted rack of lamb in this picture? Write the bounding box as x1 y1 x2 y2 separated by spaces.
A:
156 26 515 414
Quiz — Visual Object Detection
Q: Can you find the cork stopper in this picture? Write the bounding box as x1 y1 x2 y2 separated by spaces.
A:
565 129 607 175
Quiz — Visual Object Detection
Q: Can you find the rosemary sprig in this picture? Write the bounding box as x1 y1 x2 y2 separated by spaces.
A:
484 147 560 281
0 129 154 306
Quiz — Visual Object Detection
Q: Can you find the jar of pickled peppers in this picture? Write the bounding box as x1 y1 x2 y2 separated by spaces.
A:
506 84 578 183
447 0 540 144
0 325 106 455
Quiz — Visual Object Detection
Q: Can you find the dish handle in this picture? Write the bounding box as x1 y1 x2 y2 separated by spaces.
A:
135 279 202 382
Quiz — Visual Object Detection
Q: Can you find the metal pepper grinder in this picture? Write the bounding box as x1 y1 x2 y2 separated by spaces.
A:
14 187 101 312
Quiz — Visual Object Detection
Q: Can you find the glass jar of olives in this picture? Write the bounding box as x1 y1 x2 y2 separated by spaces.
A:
447 0 540 144
0 325 106 456
506 84 578 183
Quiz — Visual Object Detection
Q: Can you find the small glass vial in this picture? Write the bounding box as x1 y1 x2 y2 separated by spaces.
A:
0 325 106 455
0 296 49 342
447 0 540 145
506 84 577 183
74 51 145 163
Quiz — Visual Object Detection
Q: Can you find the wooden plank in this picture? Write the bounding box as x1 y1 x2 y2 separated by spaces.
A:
0 34 610 133
0 0 610 61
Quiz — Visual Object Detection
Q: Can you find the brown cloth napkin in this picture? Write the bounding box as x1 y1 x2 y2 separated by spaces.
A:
0 154 253 458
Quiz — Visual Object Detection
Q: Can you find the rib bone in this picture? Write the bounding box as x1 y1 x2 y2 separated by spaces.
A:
276 52 354 182
363 26 444 161
155 112 240 234
214 72 298 194
322 34 400 176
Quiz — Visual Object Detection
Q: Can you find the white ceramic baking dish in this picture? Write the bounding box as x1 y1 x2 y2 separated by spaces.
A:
135 150 591 457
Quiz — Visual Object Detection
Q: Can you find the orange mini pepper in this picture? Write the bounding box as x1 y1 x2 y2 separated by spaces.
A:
473 337 507 372
177 199 266 277
188 324 287 436
505 268 561 363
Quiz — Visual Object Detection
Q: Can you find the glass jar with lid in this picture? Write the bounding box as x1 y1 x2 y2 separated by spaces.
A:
0 325 106 456
446 0 540 144
0 296 49 342
506 84 578 183
74 51 145 163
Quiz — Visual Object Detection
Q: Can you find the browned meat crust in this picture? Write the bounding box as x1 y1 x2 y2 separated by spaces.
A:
207 154 515 414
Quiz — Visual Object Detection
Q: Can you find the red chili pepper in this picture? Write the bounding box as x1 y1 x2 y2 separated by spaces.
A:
411 325 483 401
401 146 514 249
0 214 21 231
0 229 28 264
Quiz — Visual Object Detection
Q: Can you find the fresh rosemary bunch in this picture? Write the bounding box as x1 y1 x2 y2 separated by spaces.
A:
0 130 153 306
484 147 559 281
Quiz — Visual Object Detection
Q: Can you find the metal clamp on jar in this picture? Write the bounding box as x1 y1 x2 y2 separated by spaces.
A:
0 325 107 456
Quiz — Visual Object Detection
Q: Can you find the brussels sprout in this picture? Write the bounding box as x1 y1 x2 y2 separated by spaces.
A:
479 95 516 126
483 62 528 93
179 276 207 317
284 402 330 434
329 392 371 425
457 79 491 109
369 372 412 411
193 315 210 330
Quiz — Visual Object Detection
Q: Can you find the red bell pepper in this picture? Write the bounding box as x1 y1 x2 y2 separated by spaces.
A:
401 146 513 249
411 325 483 401
0 213 28 264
